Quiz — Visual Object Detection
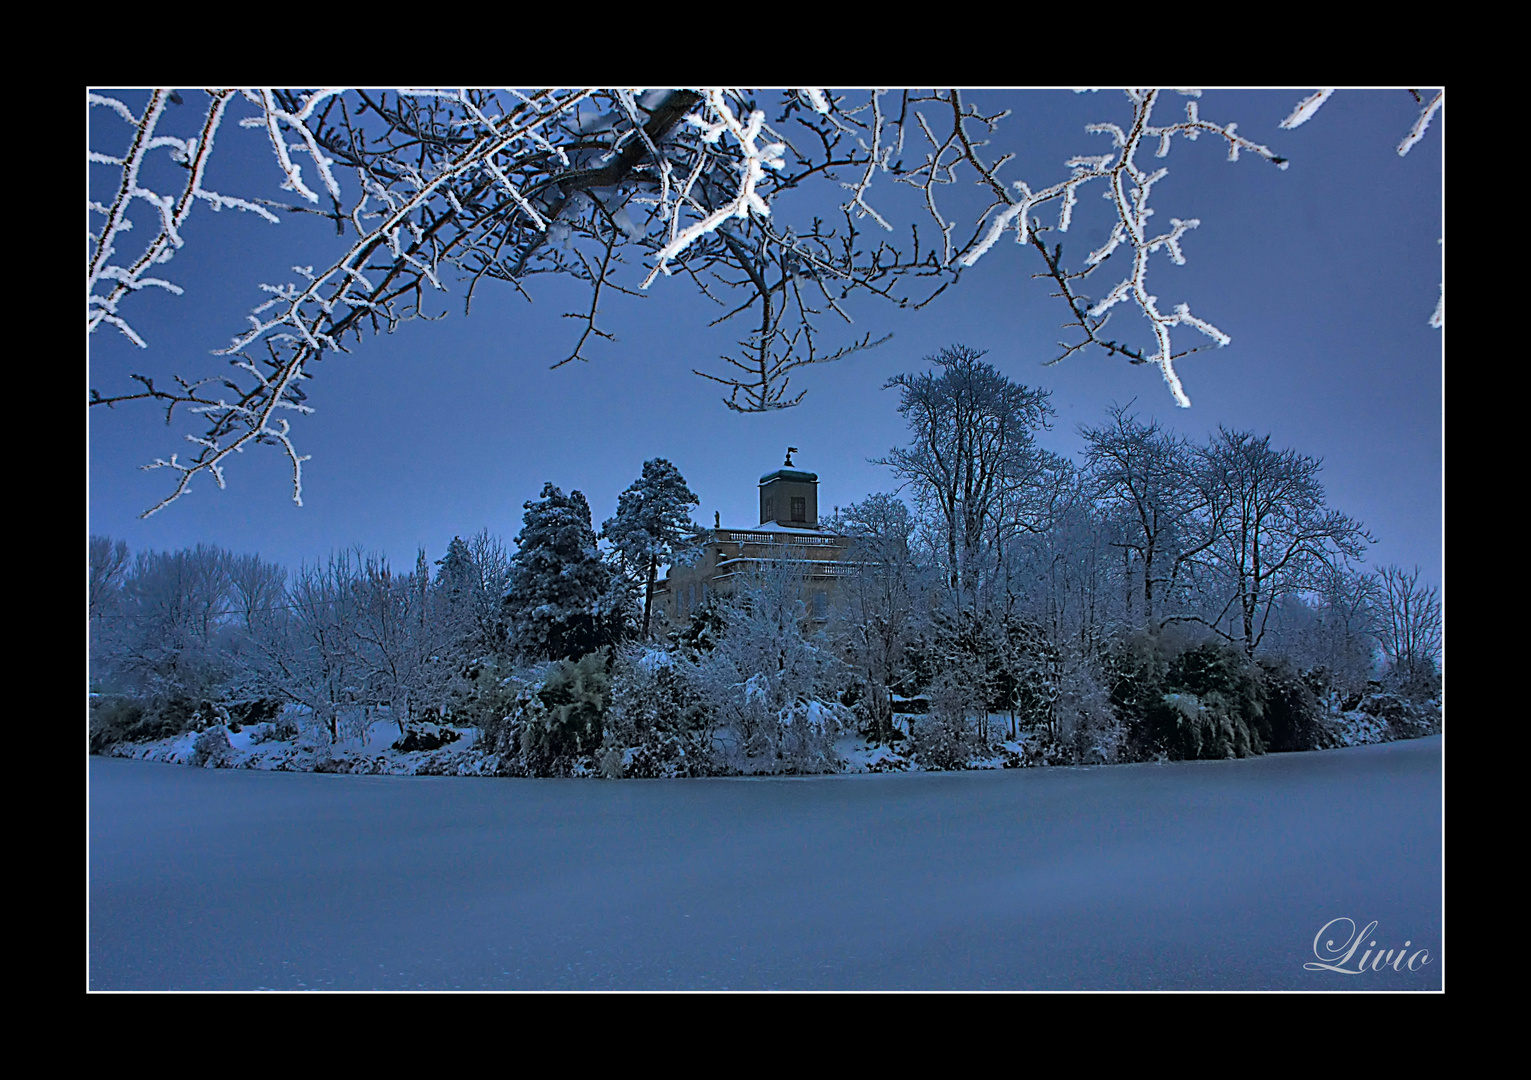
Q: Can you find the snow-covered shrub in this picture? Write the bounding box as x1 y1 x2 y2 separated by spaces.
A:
601 647 715 778
775 698 851 774
1380 659 1442 712
909 674 982 769
89 695 145 753
458 660 531 758
696 655 850 775
188 726 233 768
1056 660 1125 764
1334 709 1391 746
690 560 852 774
91 693 232 749
1017 731 1077 767
1167 643 1266 754
1111 638 1268 760
1357 689 1441 741
296 706 337 749
1258 659 1336 751
1156 691 1253 760
909 710 975 770
482 652 612 776
268 705 302 742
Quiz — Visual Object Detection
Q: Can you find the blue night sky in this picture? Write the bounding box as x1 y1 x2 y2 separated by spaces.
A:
87 89 1443 590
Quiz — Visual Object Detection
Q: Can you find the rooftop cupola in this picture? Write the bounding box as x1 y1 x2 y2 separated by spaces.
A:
759 447 818 527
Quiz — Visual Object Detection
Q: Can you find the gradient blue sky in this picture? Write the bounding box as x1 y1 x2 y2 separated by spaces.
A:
88 89 1443 589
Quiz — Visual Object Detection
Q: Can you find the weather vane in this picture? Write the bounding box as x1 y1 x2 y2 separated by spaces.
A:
784 446 798 467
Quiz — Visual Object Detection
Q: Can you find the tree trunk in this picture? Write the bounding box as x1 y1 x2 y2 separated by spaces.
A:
642 555 657 639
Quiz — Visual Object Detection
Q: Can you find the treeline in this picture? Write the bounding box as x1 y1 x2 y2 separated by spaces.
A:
89 345 1442 774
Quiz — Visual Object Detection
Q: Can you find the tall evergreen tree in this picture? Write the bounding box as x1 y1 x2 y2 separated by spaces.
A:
436 536 474 602
602 459 701 639
505 483 624 661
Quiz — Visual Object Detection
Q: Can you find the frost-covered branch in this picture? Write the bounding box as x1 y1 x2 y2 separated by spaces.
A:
90 89 1439 515
96 89 601 516
87 89 280 347
884 90 1286 406
1279 88 1444 327
94 89 934 513
1279 89 1335 130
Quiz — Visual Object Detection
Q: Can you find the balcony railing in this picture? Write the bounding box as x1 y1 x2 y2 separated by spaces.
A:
724 532 842 547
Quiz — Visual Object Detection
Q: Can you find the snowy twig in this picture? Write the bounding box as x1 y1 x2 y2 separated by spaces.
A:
895 89 1286 407
87 89 280 347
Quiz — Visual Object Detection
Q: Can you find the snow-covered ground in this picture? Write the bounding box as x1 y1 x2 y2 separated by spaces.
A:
108 719 500 776
88 736 1442 990
110 717 1019 777
109 703 1418 779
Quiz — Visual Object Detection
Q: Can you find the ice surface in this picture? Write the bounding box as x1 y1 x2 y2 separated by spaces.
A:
88 738 1442 990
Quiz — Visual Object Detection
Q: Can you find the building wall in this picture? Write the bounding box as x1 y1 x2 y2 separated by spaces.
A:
655 527 856 626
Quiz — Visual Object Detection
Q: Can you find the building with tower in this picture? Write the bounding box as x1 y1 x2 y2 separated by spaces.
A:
653 450 855 626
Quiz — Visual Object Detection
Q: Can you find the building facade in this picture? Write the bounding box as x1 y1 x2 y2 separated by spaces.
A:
654 460 855 626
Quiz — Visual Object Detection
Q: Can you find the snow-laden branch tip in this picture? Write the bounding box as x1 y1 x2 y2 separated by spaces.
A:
642 91 786 288
915 90 1283 407
1280 89 1443 329
88 89 281 348
1280 90 1335 130
1398 90 1444 157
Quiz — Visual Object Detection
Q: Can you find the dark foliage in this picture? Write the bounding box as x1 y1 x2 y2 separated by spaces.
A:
1258 658 1336 751
1110 638 1269 761
671 595 729 657
89 693 227 752
514 652 612 776
392 723 463 753
603 657 715 778
504 484 627 662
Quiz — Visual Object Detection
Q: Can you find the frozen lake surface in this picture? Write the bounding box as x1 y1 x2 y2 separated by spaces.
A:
88 738 1442 990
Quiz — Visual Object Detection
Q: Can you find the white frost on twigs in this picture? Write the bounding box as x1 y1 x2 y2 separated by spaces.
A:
87 89 280 348
109 88 599 516
643 91 785 287
1280 89 1335 130
933 91 1277 406
1398 90 1444 157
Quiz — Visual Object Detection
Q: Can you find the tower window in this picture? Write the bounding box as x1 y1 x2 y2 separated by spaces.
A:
791 496 806 522
764 496 774 521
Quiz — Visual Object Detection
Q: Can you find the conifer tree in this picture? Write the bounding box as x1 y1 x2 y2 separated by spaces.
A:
436 536 474 602
602 459 701 639
505 483 624 661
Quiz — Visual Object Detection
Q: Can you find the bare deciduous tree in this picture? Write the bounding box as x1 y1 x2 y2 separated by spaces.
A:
1375 564 1442 681
877 344 1054 605
89 535 131 621
352 550 460 737
1080 404 1213 630
259 551 363 744
1191 429 1372 656
825 494 927 743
